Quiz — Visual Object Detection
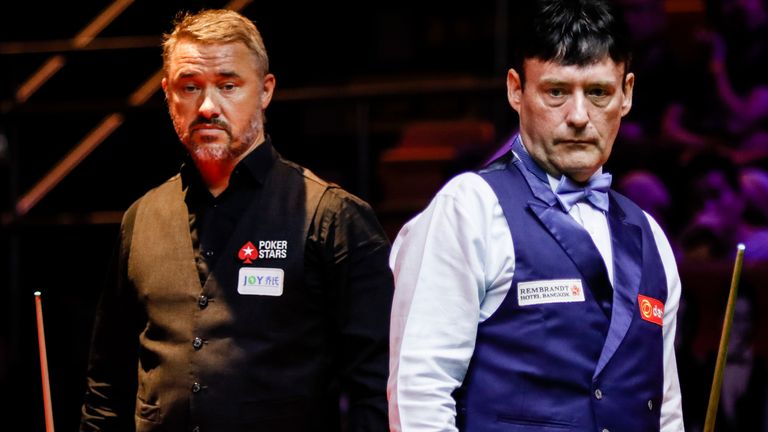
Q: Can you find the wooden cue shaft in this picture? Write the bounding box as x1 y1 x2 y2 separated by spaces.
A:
35 291 55 432
703 243 745 432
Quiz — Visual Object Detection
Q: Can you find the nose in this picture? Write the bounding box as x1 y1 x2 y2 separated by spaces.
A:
198 89 221 119
566 93 589 129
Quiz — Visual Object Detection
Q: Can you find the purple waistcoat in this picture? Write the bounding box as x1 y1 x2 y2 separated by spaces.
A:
454 137 667 432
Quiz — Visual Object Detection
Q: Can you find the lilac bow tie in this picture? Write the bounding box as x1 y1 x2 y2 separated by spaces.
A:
554 172 612 212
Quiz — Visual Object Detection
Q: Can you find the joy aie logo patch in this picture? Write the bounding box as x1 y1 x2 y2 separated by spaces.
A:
238 240 287 263
638 294 664 326
238 267 284 296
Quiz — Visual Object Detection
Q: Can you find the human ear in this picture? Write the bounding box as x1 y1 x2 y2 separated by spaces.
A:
260 74 276 109
507 68 523 113
621 72 635 117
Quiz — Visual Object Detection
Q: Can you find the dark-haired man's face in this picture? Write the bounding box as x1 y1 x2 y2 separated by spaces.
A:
507 57 634 182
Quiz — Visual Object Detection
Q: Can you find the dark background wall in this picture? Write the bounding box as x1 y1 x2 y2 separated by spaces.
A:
0 2 511 430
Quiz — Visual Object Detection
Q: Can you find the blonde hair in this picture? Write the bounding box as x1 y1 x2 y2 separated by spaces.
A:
162 9 269 75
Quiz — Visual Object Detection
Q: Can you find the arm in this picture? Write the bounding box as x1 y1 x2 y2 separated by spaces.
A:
80 205 141 431
646 214 685 431
388 174 513 431
315 188 394 431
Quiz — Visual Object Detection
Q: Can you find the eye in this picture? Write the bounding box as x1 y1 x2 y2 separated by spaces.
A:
182 83 200 93
220 83 237 92
586 86 615 107
548 88 565 97
542 86 568 106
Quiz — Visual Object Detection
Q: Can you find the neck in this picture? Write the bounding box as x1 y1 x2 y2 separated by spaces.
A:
194 159 236 197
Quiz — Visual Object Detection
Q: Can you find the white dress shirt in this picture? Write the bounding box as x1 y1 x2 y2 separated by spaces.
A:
388 161 684 431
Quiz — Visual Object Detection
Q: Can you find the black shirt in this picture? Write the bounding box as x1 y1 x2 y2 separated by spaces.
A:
182 139 275 285
82 136 393 431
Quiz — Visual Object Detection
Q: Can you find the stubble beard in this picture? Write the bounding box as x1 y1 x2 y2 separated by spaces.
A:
172 111 264 164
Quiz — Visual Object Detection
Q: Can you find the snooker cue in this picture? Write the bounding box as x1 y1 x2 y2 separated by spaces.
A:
702 243 745 432
35 291 55 432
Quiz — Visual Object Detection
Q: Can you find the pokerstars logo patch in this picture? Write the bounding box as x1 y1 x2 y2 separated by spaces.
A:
238 240 288 264
256 240 287 259
638 294 664 326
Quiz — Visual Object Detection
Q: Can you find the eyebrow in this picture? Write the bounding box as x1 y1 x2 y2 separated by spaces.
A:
177 70 243 80
216 70 242 79
539 78 617 87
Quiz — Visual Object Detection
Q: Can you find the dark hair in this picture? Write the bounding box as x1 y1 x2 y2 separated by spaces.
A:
512 0 632 84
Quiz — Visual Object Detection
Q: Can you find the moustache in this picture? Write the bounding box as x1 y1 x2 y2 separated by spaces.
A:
189 117 231 134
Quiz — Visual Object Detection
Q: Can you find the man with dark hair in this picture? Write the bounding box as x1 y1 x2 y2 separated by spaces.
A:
80 9 392 432
388 1 684 430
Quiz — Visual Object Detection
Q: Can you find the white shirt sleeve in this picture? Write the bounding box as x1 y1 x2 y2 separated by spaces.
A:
388 173 514 432
647 213 686 431
387 170 685 431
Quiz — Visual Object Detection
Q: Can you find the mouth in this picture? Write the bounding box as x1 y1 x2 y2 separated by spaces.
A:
187 125 230 145
189 125 232 142
191 124 226 132
556 139 597 146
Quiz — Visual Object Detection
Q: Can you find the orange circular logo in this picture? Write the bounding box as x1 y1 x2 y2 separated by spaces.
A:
640 299 652 318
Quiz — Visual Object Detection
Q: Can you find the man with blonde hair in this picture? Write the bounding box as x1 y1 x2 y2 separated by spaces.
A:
81 9 392 431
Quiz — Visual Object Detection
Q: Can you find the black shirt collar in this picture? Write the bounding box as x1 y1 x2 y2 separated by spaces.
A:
236 135 277 186
181 136 278 200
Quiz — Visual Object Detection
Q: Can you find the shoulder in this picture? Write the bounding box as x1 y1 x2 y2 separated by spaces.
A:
310 184 390 252
610 188 665 234
422 172 503 225
433 171 498 204
314 186 384 236
277 157 372 214
133 173 183 204
277 157 331 190
396 172 502 239
612 189 670 241
609 188 645 215
276 159 384 235
117 174 182 252
124 174 183 222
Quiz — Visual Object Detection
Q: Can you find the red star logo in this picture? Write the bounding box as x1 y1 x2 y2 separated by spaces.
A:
238 241 258 264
